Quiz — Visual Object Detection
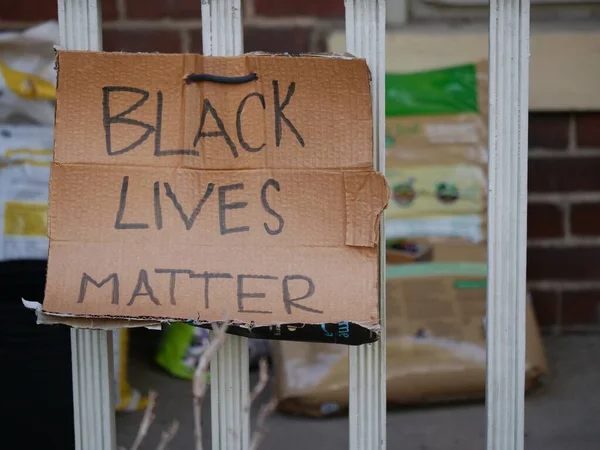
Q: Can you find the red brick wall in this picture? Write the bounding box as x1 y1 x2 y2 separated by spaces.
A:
2 0 599 332
528 113 600 331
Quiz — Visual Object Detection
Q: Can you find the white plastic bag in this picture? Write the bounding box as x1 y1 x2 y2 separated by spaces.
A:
0 22 58 125
0 124 53 261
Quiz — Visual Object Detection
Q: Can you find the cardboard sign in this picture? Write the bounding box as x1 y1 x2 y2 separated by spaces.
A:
42 51 389 343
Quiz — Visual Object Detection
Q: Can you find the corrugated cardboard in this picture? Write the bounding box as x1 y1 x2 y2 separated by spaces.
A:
273 263 549 417
42 51 389 342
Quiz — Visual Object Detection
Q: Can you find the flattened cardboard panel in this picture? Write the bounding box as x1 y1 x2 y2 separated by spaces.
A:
44 241 379 327
45 51 388 342
49 165 387 248
54 51 373 170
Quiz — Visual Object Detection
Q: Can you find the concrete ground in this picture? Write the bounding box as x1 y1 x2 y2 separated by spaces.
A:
117 332 600 450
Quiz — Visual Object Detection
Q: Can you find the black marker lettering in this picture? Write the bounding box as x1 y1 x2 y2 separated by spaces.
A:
102 86 155 156
218 183 249 235
237 274 276 314
128 269 160 306
153 181 163 230
236 92 266 153
155 269 193 305
78 272 119 305
261 179 284 235
282 275 321 315
273 80 305 148
114 176 149 230
189 272 233 309
164 182 214 231
153 91 199 156
193 99 238 158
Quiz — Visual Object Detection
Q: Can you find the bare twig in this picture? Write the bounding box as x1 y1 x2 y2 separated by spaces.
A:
130 390 158 450
193 322 229 450
249 358 269 405
250 397 278 450
156 420 180 450
248 357 277 450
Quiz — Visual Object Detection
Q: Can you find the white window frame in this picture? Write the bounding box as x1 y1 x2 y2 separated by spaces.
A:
58 0 530 449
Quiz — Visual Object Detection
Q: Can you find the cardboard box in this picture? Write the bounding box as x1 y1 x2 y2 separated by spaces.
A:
41 51 390 343
273 262 549 417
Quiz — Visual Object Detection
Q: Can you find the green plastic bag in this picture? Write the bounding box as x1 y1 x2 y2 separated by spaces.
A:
156 323 271 380
155 322 209 380
385 64 479 117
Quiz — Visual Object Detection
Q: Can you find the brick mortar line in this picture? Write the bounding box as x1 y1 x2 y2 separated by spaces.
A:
528 281 600 290
0 22 31 29
102 20 203 30
180 29 191 53
243 0 256 16
529 148 600 157
308 27 324 53
244 16 343 28
528 237 600 247
540 327 562 336
556 290 563 334
563 200 572 239
0 17 339 29
116 0 126 21
529 192 600 203
100 17 339 31
567 112 577 152
557 327 600 334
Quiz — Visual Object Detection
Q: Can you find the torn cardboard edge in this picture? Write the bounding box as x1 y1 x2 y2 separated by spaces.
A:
52 46 362 62
29 301 380 345
23 299 161 330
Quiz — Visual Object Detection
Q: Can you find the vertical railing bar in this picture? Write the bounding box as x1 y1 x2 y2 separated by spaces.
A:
346 2 358 446
486 0 530 448
102 332 117 444
87 331 97 447
508 0 518 442
366 6 376 448
202 3 250 450
498 1 509 443
515 1 530 447
58 2 117 450
345 1 387 450
69 332 82 450
241 341 250 446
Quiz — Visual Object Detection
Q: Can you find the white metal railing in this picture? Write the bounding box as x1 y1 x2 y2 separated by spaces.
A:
486 0 530 449
200 3 251 450
58 2 117 450
345 2 387 449
58 0 530 449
